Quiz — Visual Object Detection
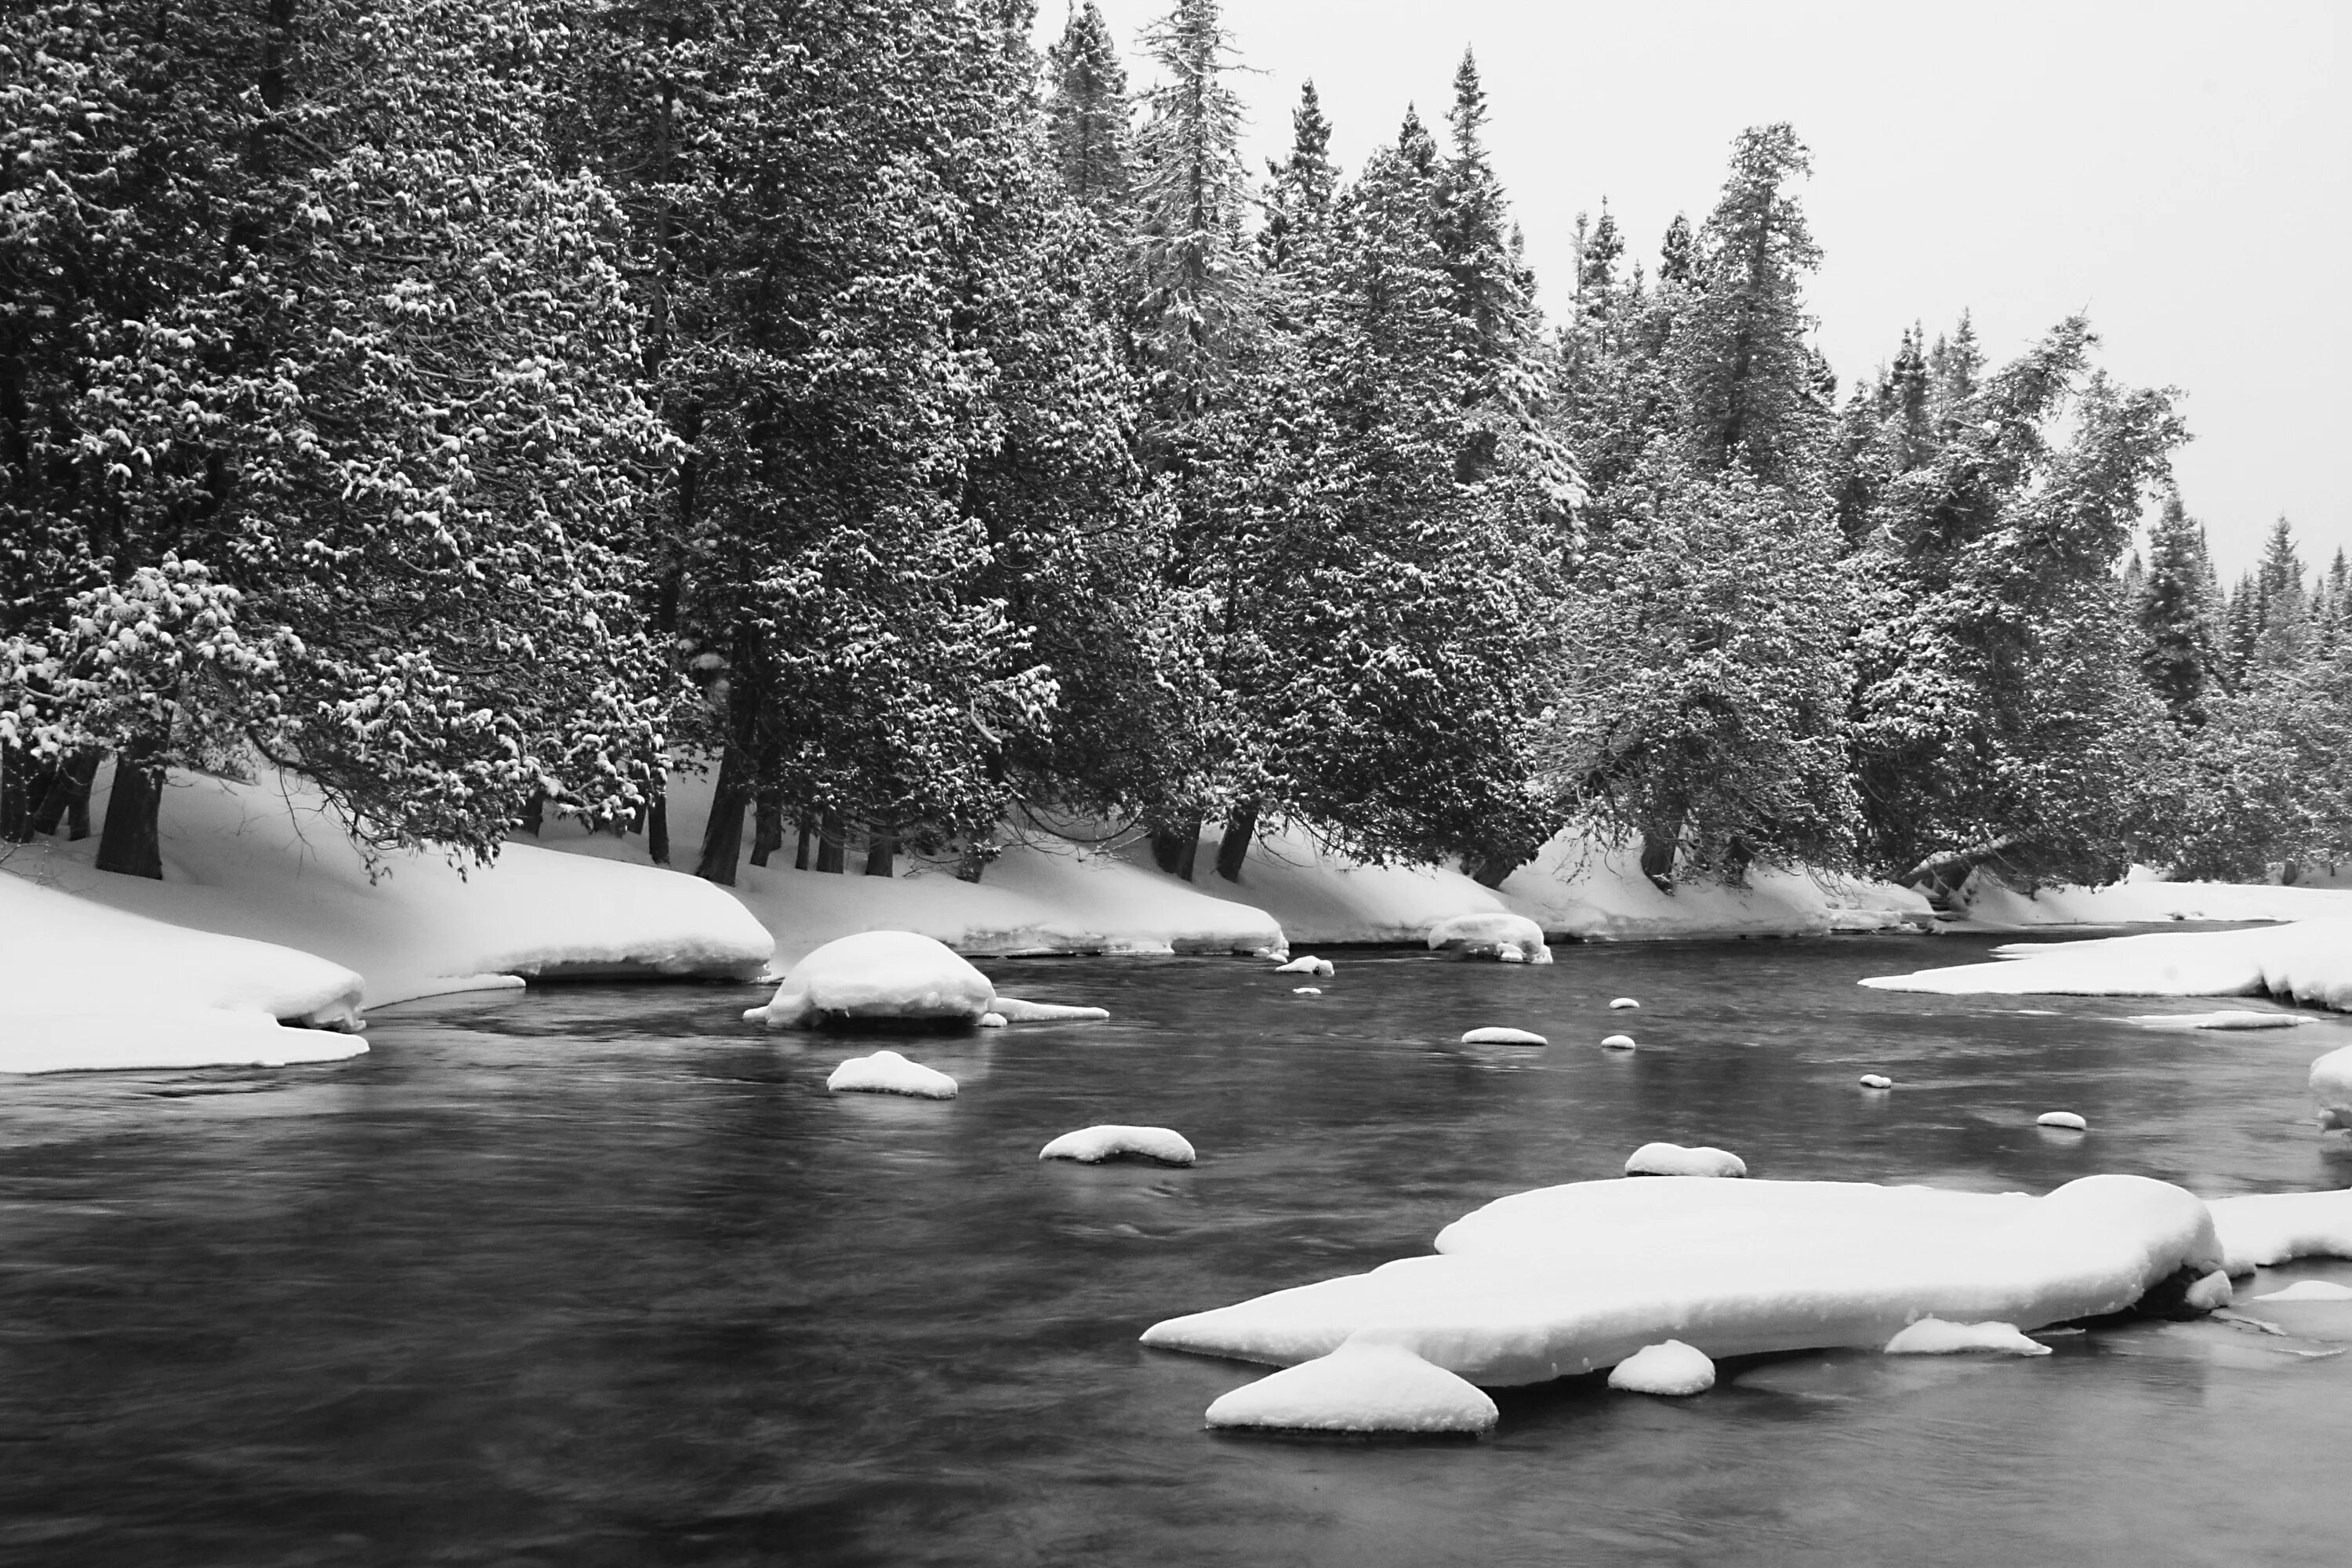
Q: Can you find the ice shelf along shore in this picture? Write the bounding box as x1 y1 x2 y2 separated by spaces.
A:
1860 917 2352 1012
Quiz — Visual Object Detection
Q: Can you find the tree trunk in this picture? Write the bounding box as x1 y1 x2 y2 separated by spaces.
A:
96 751 166 880
647 784 670 867
1150 816 1201 881
518 789 545 837
815 814 846 873
0 746 36 843
1904 835 2025 912
31 750 101 839
956 843 990 884
694 746 753 885
864 826 898 877
1638 828 1678 893
1214 800 1258 883
749 791 783 868
1466 844 1535 889
793 817 813 871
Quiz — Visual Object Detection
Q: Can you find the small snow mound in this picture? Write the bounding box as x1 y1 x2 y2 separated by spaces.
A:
1040 1125 1195 1166
2252 1280 2352 1302
825 1050 957 1099
1858 1073 1893 1089
1461 1026 1548 1046
1204 1338 1497 1435
751 931 993 1031
2312 1045 2352 1132
2183 1269 2234 1310
1293 986 1323 996
1609 997 1641 1011
2208 1190 2352 1273
1624 1142 1746 1178
1607 1340 1715 1395
2037 1111 2088 1131
1426 912 1552 965
1883 1319 2052 1356
2129 1010 2307 1031
1275 955 1335 977
978 1012 1008 1029
1600 1033 1638 1051
988 995 1111 1023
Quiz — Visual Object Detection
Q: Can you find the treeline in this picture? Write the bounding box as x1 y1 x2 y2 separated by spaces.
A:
3 0 2346 895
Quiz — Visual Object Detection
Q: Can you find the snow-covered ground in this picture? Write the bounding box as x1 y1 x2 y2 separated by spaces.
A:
1860 918 2352 1012
1947 870 2352 931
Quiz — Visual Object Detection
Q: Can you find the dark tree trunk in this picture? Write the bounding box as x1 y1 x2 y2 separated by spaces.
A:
695 746 753 885
1150 816 1201 881
793 817 813 870
749 791 783 868
1466 844 1535 889
518 789 546 837
815 814 846 873
0 746 36 843
647 784 670 867
956 843 990 883
1638 828 1679 893
1214 801 1258 883
31 750 100 838
863 826 898 878
96 752 165 880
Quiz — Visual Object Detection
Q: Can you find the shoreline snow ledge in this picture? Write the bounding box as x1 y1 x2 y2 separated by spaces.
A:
2207 1190 2352 1274
1 877 369 1074
1140 1176 2221 1388
1857 917 2352 1012
1427 912 1551 964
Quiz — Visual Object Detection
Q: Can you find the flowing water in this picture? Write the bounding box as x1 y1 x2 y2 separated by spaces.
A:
4 935 2350 1567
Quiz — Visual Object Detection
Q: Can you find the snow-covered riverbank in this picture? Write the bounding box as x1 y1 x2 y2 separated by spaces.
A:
1864 918 2352 1012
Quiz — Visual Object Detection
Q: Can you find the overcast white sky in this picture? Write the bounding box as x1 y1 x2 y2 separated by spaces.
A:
1049 1 2350 579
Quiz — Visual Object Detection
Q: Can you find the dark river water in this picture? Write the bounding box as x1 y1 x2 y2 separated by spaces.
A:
4 934 2351 1567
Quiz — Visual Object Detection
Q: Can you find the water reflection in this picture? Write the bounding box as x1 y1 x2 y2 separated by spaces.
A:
0 938 2347 1566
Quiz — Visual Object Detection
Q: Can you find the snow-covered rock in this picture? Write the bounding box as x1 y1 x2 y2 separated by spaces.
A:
1293 986 1322 995
2252 1280 2352 1302
988 995 1110 1023
1607 1341 1715 1395
2183 1269 2234 1310
1461 1026 1548 1046
1624 1142 1747 1178
1860 918 2352 1012
0 877 370 1075
1858 1073 1894 1090
2312 1045 2352 1132
1039 1125 1196 1166
747 931 993 1030
2127 1010 2307 1031
1203 1338 1498 1435
1600 1033 1638 1051
978 1012 1008 1029
1274 954 1334 977
1609 997 1641 1010
1426 912 1552 965
2037 1112 2088 1131
2207 1190 2352 1274
825 1049 957 1099
1142 1174 2220 1386
1882 1319 2051 1356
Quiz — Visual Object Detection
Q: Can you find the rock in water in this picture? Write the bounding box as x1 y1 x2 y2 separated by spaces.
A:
1275 955 1335 978
1461 1027 1548 1046
1609 997 1641 1011
1039 1125 1195 1166
1882 1319 2051 1356
747 931 993 1031
2037 1111 2089 1131
978 1012 1008 1029
1607 1341 1715 1395
989 995 1111 1022
825 1050 957 1099
2312 1044 2352 1132
1624 1142 1746 1178
1425 913 1552 965
1293 986 1323 996
1600 1033 1638 1051
1858 1073 1893 1089
1204 1338 1497 1435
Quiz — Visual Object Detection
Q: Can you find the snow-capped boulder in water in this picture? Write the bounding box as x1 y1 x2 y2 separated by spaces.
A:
1204 1338 1497 1435
1461 1027 1548 1046
1275 955 1335 978
1624 1142 1746 1178
1882 1319 2051 1357
2128 1010 2307 1031
746 931 993 1031
1293 986 1322 996
1858 1073 1893 1090
1609 997 1640 1011
825 1049 957 1099
2206 1189 2352 1273
1142 1174 2223 1387
1607 1340 1714 1395
2037 1111 2088 1131
978 1012 1008 1029
1600 1033 1638 1051
2311 1044 2352 1131
1040 1125 1195 1166
987 995 1110 1023
1426 913 1552 965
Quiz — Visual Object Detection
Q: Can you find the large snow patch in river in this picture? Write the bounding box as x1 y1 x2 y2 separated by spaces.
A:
1860 918 2352 1012
1142 1175 2220 1388
747 931 993 1029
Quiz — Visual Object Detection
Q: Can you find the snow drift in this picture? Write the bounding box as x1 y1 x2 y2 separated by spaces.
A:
2312 1046 2352 1132
747 931 994 1030
1860 918 2352 1012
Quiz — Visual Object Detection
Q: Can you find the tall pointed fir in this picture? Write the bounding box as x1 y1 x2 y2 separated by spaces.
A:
2135 490 2220 723
1258 80 1336 275
1044 2 1134 219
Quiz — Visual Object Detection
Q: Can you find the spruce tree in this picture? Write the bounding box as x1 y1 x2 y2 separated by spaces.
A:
1044 2 1135 217
1259 81 1337 274
2135 490 2220 722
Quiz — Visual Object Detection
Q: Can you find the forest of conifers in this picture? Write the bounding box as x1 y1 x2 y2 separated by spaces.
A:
5 0 2348 898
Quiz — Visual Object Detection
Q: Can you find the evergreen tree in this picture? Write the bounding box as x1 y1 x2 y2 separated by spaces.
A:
1657 212 1696 288
1133 0 1254 412
1044 2 1135 217
2135 490 2220 722
1258 80 1336 274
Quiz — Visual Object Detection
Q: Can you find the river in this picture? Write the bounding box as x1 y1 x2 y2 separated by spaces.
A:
2 934 2348 1566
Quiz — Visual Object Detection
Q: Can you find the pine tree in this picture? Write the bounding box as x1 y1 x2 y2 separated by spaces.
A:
1044 2 1135 217
2135 490 2220 722
1258 80 1336 274
1133 0 1254 413
1658 212 1696 289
